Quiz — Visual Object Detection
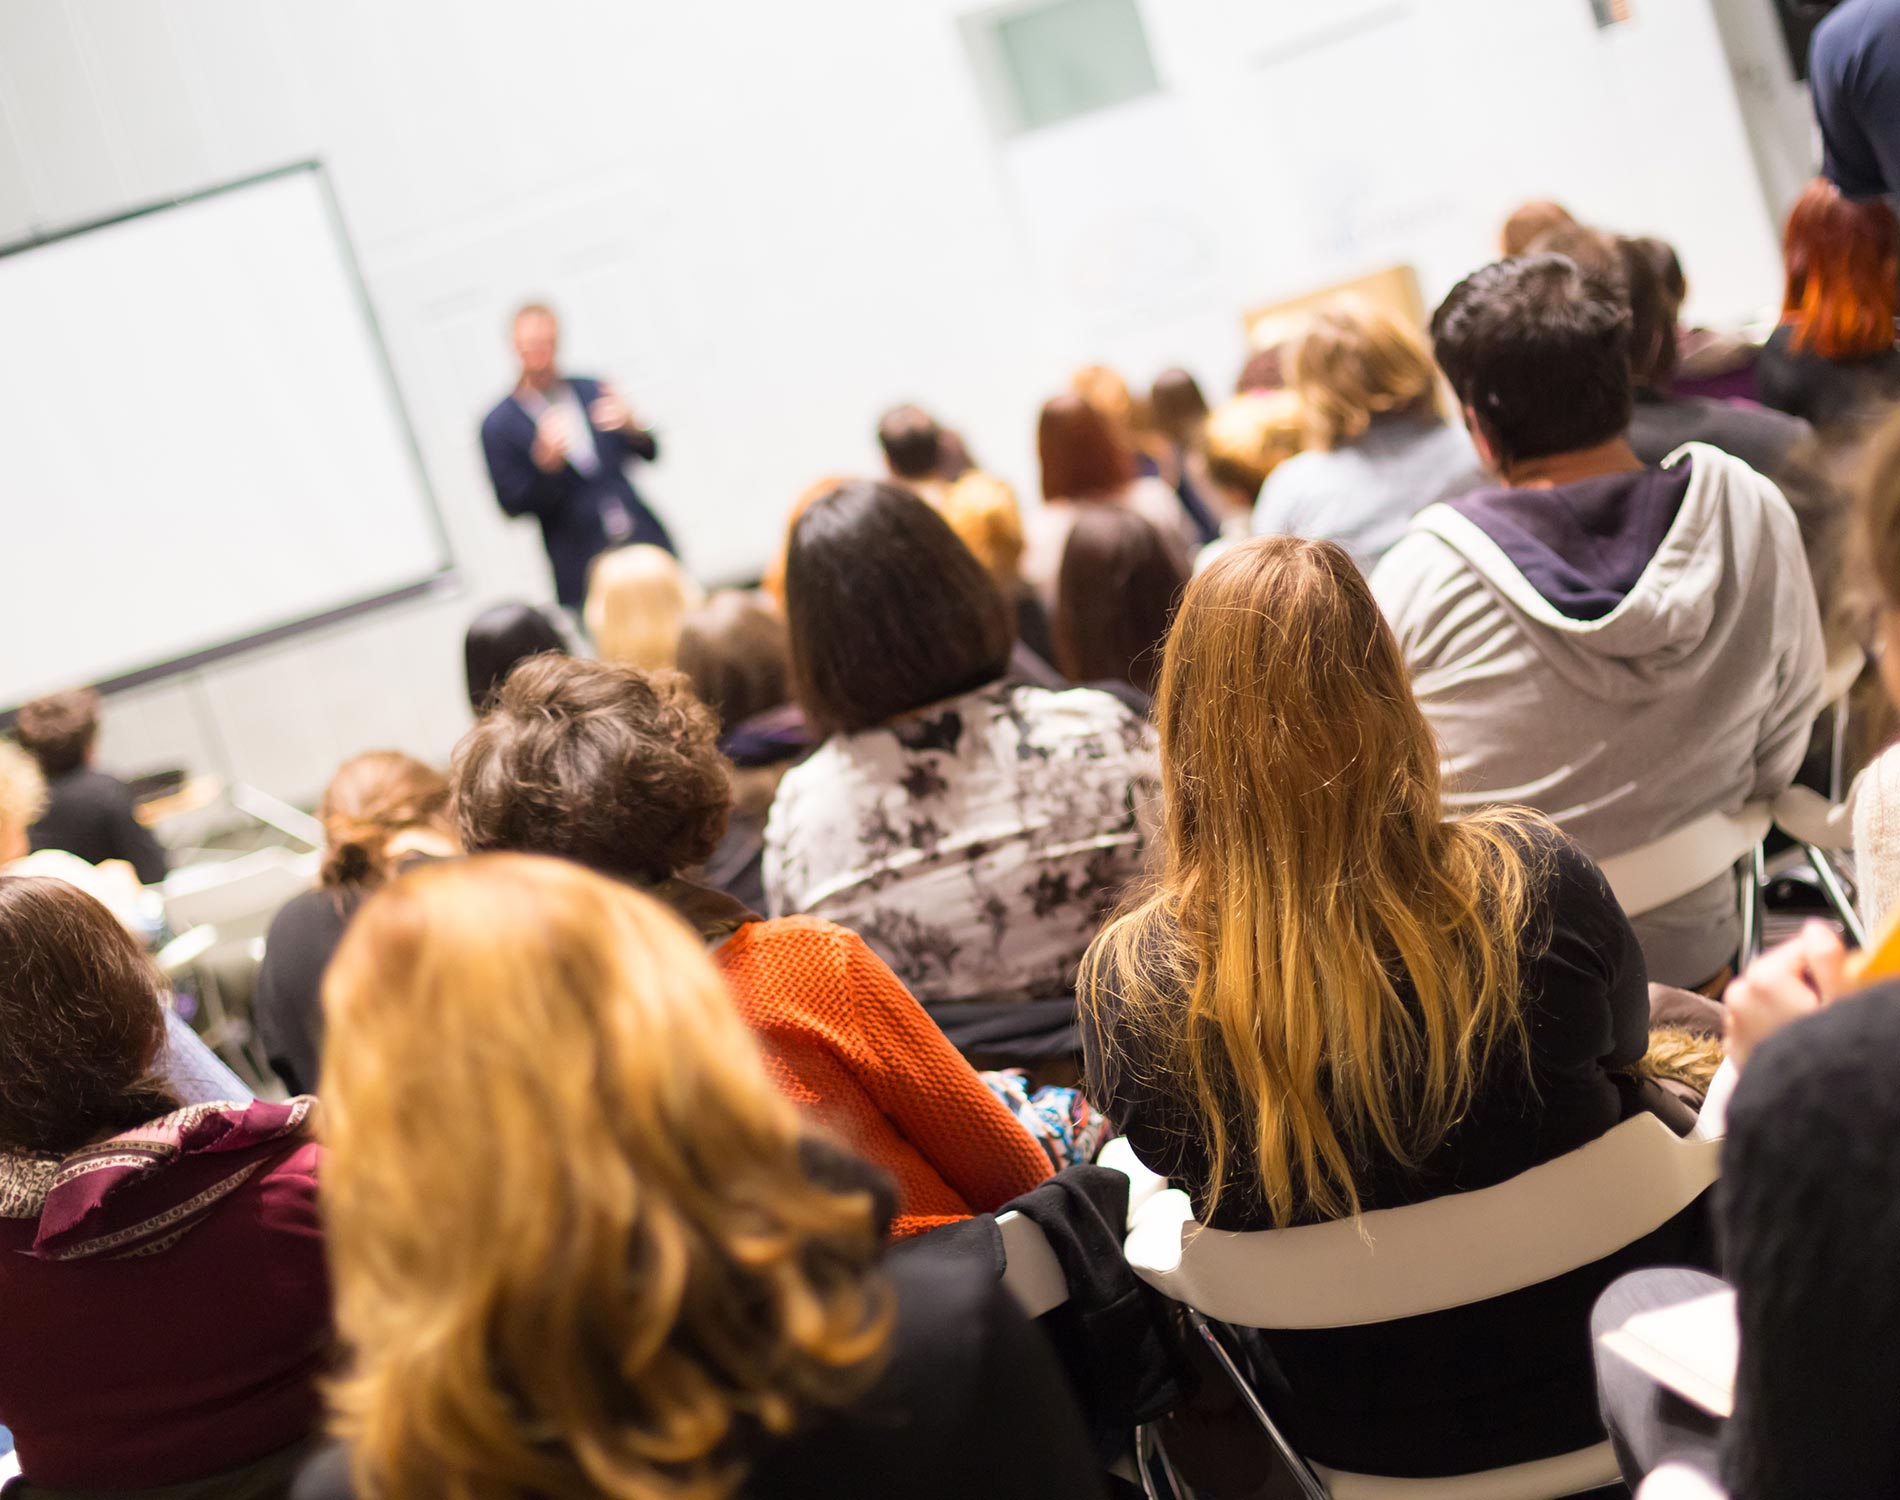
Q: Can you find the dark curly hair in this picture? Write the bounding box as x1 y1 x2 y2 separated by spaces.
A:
0 876 180 1154
451 656 730 884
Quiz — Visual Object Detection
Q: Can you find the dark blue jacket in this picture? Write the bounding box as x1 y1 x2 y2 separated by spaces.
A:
479 376 674 606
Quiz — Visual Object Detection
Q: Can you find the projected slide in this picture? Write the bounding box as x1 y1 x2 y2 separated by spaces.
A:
0 164 451 710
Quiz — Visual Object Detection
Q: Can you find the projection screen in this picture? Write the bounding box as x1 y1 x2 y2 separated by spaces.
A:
0 163 452 711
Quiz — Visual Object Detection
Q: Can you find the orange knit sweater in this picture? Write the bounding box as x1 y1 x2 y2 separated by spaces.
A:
715 916 1054 1237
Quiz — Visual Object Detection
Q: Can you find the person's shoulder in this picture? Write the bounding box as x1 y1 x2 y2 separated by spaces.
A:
720 914 864 983
479 393 527 435
875 1245 1013 1409
264 885 352 947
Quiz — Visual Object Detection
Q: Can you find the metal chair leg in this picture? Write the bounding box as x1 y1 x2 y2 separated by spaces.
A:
1737 844 1766 966
1804 843 1867 947
1190 1311 1330 1500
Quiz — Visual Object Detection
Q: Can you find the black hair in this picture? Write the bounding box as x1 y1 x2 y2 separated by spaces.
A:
464 603 569 715
876 405 945 481
784 481 1014 734
1431 254 1634 468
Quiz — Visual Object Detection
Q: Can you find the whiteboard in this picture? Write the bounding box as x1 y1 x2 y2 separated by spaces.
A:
0 164 452 711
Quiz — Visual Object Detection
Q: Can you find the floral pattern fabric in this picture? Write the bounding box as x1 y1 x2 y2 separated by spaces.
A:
763 682 1160 1004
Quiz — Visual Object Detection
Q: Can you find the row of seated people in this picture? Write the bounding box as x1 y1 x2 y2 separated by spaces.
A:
2 202 1896 1495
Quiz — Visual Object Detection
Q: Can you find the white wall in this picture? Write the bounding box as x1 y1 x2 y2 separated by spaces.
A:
1 0 1792 804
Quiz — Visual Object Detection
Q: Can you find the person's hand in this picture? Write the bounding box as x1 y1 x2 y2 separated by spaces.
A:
1723 920 1850 1072
531 413 569 473
588 383 640 435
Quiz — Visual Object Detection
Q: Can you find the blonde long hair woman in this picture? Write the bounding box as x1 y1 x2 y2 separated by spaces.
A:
1080 537 1706 1477
585 542 704 670
310 855 1101 1500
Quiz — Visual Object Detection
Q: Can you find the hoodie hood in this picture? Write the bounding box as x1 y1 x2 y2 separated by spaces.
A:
1410 444 1783 700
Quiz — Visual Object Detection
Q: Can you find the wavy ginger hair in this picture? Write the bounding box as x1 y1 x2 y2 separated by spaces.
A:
320 855 890 1500
1781 177 1900 360
1080 538 1543 1226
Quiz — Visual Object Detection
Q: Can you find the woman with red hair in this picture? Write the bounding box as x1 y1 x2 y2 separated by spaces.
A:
1758 177 1900 431
1021 393 1196 603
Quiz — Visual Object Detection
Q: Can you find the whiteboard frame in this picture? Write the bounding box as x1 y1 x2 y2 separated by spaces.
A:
0 160 457 712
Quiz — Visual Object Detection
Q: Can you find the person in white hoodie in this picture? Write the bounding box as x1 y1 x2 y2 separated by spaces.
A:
1373 253 1824 989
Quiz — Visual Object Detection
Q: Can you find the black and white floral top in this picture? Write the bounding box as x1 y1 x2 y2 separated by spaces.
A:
763 682 1161 1005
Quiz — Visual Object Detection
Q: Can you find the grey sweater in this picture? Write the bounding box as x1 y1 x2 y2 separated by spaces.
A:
1372 443 1824 987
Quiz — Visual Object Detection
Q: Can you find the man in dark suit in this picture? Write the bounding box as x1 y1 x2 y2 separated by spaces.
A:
479 302 674 609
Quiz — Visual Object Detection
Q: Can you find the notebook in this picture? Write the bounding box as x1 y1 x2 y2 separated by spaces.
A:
1598 1288 1738 1419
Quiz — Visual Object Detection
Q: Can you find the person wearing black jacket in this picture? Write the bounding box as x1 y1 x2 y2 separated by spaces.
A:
13 689 167 886
478 302 674 609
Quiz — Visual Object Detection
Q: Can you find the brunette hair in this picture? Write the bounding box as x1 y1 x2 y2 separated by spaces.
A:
321 855 890 1500
464 603 568 715
1782 177 1900 360
1432 253 1634 468
783 481 1013 734
1053 508 1187 698
1499 199 1577 258
0 877 180 1154
876 404 944 480
14 689 100 778
1038 394 1135 501
677 591 791 731
1149 368 1211 451
1289 298 1442 449
1080 539 1542 1224
1619 235 1682 393
318 751 452 891
453 655 730 883
585 545 704 673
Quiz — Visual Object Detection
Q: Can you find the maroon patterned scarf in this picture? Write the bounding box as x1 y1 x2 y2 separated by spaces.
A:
0 1098 314 1261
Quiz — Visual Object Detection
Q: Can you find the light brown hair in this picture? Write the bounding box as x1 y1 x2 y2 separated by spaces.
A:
13 689 101 778
1289 297 1442 450
1202 391 1306 503
1500 199 1577 259
936 470 1028 584
1080 538 1542 1224
318 752 452 891
320 855 890 1500
677 590 791 731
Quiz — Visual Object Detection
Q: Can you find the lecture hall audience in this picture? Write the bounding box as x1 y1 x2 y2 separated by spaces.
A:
300 855 1103 1500
252 750 457 1095
763 481 1160 1017
450 653 1064 1235
1082 536 1710 1478
0 877 329 1493
1374 252 1825 990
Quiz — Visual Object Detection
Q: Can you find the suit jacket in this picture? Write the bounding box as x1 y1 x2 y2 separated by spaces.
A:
479 376 673 606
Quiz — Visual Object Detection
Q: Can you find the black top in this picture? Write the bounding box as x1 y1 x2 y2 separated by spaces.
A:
1755 325 1900 433
1085 824 1713 1476
28 768 169 886
290 1249 1105 1500
1627 395 1811 484
252 885 360 1095
1086 825 1650 1229
1718 981 1900 1500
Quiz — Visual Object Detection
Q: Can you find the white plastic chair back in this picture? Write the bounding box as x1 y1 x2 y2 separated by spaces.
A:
996 1210 1068 1320
1596 804 1771 918
1125 1113 1719 1330
162 846 319 937
1636 1463 1726 1500
1097 1135 1169 1223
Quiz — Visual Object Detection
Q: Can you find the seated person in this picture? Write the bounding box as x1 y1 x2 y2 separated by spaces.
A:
1621 235 1813 481
1756 179 1900 433
1201 388 1305 533
1255 297 1485 573
14 687 167 884
877 402 955 508
0 876 329 1492
0 740 147 931
764 481 1160 1010
1374 253 1825 990
452 655 1059 1233
1083 536 1712 1478
935 468 1059 671
1594 921 1894 1500
302 856 1102 1500
253 751 456 1095
1052 507 1186 707
584 541 702 671
463 600 569 715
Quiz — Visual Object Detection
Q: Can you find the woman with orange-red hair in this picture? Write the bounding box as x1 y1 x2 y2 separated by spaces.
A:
303 854 1102 1500
1757 177 1900 431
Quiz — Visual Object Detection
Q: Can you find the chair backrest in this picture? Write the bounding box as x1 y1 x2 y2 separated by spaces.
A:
162 845 319 935
1124 1113 1719 1330
1595 803 1770 918
996 1209 1068 1320
1096 1134 1169 1223
1636 1463 1727 1500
